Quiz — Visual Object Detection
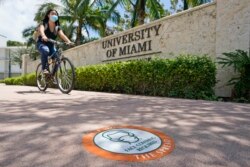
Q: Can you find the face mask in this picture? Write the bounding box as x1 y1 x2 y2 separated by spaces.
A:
50 15 58 22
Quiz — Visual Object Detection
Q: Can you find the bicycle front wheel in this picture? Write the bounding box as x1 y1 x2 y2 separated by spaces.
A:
56 57 75 94
36 63 48 91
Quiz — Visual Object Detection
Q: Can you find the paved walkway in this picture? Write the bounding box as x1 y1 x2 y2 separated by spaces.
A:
0 84 249 167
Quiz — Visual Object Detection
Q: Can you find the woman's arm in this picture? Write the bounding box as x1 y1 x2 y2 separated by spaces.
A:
39 25 48 41
58 30 72 44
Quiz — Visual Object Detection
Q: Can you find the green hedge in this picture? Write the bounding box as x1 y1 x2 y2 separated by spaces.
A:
23 73 36 86
3 77 16 85
2 55 217 100
75 55 216 99
4 73 36 86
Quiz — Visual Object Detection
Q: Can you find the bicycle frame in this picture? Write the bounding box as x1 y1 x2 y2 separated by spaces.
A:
36 39 75 94
47 40 65 76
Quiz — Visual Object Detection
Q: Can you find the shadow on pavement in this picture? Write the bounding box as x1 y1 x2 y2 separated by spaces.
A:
16 90 57 95
0 94 249 167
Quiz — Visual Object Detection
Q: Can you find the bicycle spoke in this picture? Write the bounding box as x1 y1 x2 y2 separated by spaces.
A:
36 63 48 91
60 73 70 89
56 57 75 94
58 72 69 90
58 68 72 87
63 73 72 84
63 77 70 90
64 77 71 88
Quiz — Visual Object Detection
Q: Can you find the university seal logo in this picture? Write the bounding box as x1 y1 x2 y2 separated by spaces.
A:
82 125 175 161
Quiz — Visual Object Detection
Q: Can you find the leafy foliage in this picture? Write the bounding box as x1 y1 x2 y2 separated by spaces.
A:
218 50 250 100
5 55 216 100
33 2 62 23
75 55 216 100
4 73 36 86
119 0 166 27
7 40 25 46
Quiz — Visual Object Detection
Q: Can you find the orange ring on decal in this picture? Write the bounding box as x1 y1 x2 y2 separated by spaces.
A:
82 125 175 162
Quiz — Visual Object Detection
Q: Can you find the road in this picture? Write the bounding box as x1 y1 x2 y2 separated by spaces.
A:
0 84 249 167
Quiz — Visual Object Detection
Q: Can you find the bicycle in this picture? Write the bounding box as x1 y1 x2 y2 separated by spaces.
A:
36 39 75 94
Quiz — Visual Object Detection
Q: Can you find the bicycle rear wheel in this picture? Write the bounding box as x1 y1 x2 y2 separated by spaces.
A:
56 57 75 94
36 63 48 91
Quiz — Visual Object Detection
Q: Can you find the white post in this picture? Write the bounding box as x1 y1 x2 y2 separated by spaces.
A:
22 54 29 75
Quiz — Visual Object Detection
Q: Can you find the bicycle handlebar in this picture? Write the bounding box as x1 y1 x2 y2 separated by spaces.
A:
47 39 60 45
47 39 75 46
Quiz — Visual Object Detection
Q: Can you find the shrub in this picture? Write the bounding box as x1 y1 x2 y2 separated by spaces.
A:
12 76 24 85
4 77 15 85
4 73 36 86
75 55 216 100
23 73 36 86
4 76 24 85
218 50 250 101
166 55 216 99
3 55 217 100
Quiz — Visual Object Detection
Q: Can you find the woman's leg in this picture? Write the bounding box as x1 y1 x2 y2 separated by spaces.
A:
48 45 58 75
49 45 57 59
37 43 50 71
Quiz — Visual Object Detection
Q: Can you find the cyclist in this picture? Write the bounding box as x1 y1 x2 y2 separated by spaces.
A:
37 9 72 74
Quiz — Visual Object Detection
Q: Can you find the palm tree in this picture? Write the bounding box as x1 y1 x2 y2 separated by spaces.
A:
34 2 62 22
183 0 188 10
60 0 105 45
119 0 165 27
23 0 121 46
184 0 212 10
146 0 166 21
95 0 121 36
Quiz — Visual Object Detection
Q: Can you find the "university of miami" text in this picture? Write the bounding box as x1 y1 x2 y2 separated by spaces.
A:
102 24 161 58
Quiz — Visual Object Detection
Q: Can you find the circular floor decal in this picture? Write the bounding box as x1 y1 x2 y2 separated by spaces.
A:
82 125 175 161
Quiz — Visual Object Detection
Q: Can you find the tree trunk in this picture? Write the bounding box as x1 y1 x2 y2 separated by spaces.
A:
76 20 83 45
132 0 146 27
138 0 146 25
183 0 188 10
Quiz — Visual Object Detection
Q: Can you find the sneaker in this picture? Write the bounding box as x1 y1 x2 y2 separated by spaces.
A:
52 76 57 84
43 69 49 74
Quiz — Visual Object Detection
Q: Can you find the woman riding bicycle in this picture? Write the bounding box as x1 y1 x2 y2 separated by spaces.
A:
37 9 72 74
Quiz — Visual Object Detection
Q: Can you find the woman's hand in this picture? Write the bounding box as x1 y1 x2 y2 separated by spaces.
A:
66 41 75 46
42 35 48 42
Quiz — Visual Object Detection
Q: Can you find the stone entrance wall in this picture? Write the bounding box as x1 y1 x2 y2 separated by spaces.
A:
23 0 250 97
215 0 250 96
